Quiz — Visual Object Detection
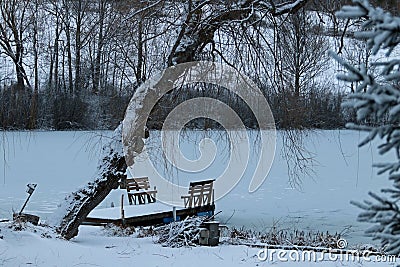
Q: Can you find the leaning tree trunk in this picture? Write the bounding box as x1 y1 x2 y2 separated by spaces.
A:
55 127 127 240
54 0 310 240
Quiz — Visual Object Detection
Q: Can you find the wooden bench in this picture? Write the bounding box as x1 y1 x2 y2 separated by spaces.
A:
181 179 215 208
124 177 157 205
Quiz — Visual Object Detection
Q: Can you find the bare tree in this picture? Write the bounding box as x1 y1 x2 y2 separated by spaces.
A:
277 11 328 97
27 0 41 129
0 0 31 90
54 0 311 240
91 0 107 94
46 0 64 94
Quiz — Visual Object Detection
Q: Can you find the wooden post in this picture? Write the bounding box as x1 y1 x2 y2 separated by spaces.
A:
173 206 177 222
212 189 215 215
121 194 125 227
19 194 33 215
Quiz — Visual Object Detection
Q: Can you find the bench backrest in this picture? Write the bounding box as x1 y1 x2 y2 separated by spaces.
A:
126 177 150 192
186 179 214 207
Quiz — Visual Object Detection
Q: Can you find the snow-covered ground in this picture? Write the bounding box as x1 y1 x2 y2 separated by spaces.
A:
0 130 398 266
0 222 397 267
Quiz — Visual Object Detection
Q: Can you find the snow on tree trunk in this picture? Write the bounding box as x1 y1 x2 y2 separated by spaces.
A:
331 0 400 255
53 0 311 240
54 126 127 240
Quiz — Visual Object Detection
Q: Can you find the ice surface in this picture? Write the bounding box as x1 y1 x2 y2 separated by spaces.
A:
0 130 394 246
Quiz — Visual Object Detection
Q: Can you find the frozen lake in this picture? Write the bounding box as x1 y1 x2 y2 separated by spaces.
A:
0 130 394 246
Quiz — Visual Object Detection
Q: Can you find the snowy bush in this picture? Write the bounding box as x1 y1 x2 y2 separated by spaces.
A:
227 226 343 249
153 216 205 248
102 224 136 237
331 0 400 255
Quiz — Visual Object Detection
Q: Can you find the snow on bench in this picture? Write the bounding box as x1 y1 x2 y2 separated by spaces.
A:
122 177 157 205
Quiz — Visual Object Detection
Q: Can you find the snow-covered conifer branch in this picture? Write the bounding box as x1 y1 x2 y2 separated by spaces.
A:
332 0 400 255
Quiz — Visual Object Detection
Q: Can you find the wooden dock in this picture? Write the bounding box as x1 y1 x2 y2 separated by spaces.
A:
82 204 215 227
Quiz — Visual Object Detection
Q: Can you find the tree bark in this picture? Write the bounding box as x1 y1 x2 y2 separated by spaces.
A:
65 9 74 95
28 0 39 129
56 127 127 240
92 0 105 94
75 5 82 96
